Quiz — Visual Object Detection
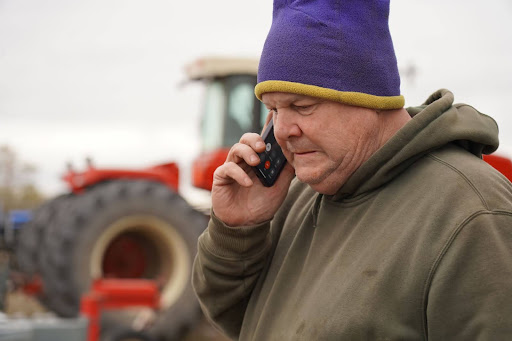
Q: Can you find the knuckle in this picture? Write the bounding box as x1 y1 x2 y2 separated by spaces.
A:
214 163 226 175
230 142 242 151
239 132 259 144
227 144 242 159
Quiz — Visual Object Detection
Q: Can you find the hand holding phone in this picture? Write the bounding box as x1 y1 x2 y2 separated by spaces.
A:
252 119 287 187
211 118 293 226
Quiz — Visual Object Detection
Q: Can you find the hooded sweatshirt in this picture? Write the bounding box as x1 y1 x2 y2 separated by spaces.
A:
193 89 512 340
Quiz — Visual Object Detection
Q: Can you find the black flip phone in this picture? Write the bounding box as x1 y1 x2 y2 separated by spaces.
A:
252 119 287 187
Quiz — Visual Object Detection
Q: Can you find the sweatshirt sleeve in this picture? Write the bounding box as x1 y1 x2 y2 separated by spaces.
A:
427 211 512 339
192 211 272 339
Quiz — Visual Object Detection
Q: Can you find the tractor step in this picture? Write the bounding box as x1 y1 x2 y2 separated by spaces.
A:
81 278 160 341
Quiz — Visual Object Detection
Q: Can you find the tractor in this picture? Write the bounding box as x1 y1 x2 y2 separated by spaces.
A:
14 57 267 341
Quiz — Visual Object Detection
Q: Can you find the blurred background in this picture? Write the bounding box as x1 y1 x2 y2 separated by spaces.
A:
0 1 511 339
1 0 511 204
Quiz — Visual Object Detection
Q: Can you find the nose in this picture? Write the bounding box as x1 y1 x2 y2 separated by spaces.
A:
273 108 302 142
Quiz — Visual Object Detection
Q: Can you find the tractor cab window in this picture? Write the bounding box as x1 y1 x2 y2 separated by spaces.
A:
225 79 256 146
201 75 262 151
201 81 225 151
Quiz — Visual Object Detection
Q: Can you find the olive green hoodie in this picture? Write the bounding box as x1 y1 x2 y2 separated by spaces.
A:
193 89 512 340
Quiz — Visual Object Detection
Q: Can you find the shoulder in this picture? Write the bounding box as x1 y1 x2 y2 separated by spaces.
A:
426 144 512 211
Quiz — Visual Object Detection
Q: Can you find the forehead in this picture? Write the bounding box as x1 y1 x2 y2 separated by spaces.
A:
261 92 319 105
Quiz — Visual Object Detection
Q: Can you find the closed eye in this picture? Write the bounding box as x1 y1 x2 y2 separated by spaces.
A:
292 105 311 110
292 103 317 115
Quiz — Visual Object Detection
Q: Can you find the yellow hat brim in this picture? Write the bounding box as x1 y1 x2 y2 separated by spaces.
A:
255 80 404 110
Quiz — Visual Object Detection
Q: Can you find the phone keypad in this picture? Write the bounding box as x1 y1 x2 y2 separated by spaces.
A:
254 126 286 186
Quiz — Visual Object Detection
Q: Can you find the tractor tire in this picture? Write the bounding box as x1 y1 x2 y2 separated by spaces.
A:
16 194 70 276
39 180 208 340
15 194 75 314
38 193 82 315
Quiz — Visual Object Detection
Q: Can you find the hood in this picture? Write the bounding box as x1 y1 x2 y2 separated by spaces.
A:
332 89 499 201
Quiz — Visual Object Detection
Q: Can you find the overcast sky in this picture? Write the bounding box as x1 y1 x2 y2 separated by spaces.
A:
1 0 511 202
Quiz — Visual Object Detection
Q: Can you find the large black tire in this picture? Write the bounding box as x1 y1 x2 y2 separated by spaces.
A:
39 193 82 316
39 180 208 340
15 194 70 276
15 193 75 314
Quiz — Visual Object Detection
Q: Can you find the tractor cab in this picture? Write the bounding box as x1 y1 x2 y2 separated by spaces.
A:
186 57 268 191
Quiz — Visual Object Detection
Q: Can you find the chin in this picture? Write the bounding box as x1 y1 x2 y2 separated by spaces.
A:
308 183 339 195
294 170 319 185
296 170 344 195
296 173 334 194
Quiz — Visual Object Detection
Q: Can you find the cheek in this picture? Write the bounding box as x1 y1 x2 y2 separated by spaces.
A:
317 130 346 157
275 136 286 152
275 138 293 161
282 147 295 164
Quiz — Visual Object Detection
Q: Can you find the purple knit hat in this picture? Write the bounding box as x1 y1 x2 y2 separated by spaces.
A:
255 0 404 110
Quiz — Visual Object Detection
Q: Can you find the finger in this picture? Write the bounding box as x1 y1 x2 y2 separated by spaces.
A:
227 142 263 167
214 161 254 187
239 133 266 153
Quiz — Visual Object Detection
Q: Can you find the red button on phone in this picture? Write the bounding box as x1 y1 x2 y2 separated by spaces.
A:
264 160 271 169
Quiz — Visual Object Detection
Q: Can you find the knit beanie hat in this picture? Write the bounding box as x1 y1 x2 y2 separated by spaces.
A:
255 0 404 110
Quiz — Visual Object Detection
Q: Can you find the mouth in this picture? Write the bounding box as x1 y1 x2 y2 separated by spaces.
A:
294 151 316 156
287 142 317 157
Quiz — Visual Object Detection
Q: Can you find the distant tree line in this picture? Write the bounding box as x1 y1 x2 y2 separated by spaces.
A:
0 145 45 212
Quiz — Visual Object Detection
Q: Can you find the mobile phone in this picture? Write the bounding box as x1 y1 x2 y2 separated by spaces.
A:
252 118 287 187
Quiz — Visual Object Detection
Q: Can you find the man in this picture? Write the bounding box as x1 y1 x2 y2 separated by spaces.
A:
193 0 512 340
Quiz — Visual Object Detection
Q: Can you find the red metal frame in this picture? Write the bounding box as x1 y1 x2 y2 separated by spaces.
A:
63 147 231 194
80 279 160 341
63 162 180 193
191 148 230 191
484 153 512 182
21 275 43 296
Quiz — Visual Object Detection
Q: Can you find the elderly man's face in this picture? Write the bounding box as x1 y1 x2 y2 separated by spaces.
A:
262 92 384 195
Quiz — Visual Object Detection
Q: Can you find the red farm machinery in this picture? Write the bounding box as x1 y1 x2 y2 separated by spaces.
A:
13 57 268 341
